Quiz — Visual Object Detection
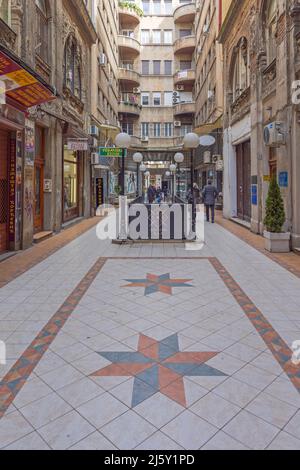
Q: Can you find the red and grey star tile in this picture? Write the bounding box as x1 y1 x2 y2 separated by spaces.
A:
122 273 194 296
90 333 227 407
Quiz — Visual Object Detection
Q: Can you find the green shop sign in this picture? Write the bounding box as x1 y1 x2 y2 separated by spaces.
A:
99 147 125 157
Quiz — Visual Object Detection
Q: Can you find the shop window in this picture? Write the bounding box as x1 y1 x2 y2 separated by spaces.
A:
64 150 79 219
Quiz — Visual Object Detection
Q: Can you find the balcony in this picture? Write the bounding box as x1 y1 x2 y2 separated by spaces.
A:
119 101 141 117
174 35 195 55
173 2 196 24
119 4 142 26
118 67 141 86
174 69 196 86
174 102 195 116
118 35 140 57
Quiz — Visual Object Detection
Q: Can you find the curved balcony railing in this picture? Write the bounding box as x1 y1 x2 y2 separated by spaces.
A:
174 69 195 85
174 101 195 116
118 35 141 56
174 35 195 55
118 67 141 85
173 2 196 24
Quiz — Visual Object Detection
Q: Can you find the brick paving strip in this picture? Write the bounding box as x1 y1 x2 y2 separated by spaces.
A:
0 217 101 289
0 256 299 419
216 213 300 278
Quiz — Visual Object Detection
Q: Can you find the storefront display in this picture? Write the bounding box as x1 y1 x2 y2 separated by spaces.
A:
63 148 79 222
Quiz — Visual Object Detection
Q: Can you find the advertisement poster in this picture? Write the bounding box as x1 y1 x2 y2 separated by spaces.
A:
125 171 137 195
0 49 56 108
25 119 35 167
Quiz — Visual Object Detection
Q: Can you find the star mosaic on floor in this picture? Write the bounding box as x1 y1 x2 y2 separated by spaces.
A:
122 273 194 296
90 333 227 407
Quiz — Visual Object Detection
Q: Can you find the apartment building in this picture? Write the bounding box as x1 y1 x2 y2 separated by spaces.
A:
90 0 120 206
117 0 196 193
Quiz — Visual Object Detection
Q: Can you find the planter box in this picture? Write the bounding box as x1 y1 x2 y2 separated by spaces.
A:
264 231 291 253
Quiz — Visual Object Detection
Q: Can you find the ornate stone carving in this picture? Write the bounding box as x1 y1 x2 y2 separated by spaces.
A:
230 86 251 124
0 18 17 50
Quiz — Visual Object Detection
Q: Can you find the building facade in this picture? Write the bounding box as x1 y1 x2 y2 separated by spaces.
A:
219 0 300 249
194 0 224 194
0 0 96 257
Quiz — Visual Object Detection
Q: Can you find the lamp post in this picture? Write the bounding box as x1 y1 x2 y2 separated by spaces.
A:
115 132 131 196
169 163 177 202
183 133 199 234
174 152 184 197
133 152 143 198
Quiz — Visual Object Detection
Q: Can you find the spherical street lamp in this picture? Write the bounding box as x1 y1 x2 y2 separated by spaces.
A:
169 163 177 173
115 132 132 149
133 152 143 198
132 152 143 164
174 152 184 164
183 132 199 149
165 171 171 177
140 163 147 173
115 132 131 196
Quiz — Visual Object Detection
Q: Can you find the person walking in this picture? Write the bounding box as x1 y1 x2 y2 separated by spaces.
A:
202 179 218 223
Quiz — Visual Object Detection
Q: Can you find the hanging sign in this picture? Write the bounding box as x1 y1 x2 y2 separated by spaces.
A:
0 48 56 109
99 147 124 158
67 139 89 151
279 172 288 188
251 185 258 206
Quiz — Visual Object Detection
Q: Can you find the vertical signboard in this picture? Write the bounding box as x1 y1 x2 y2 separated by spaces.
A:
95 177 103 208
8 135 16 242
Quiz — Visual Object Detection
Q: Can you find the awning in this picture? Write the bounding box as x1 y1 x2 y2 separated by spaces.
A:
0 44 56 111
194 116 223 136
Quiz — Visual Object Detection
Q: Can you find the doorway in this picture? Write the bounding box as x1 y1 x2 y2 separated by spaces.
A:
0 129 8 253
236 140 251 222
34 127 45 232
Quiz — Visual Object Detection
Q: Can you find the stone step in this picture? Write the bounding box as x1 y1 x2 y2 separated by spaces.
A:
293 248 300 256
33 231 53 244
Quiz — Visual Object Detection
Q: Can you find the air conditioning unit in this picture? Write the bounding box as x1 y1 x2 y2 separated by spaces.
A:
176 85 184 91
98 53 106 66
89 125 99 137
133 87 141 94
203 150 211 164
91 153 100 165
91 137 98 148
141 136 149 142
263 122 285 147
203 24 209 35
208 90 214 100
174 121 181 127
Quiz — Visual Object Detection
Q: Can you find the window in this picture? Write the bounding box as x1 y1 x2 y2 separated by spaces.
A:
64 35 82 100
164 123 173 137
36 0 49 63
165 0 172 15
153 92 161 106
164 30 172 44
180 60 192 70
153 30 161 44
164 92 173 106
141 122 149 137
153 0 161 15
179 29 192 38
141 92 150 106
142 0 150 15
153 123 161 137
142 60 150 75
164 60 172 75
153 60 161 75
231 37 249 101
265 0 277 64
122 122 134 135
141 29 150 44
0 0 10 25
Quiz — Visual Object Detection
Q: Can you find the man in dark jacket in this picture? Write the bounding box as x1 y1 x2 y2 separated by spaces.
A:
202 179 218 223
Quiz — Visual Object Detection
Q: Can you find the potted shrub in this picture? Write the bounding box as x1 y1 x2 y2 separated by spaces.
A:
263 177 290 252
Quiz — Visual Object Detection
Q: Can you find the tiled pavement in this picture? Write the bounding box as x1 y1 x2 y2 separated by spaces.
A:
1 218 300 449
